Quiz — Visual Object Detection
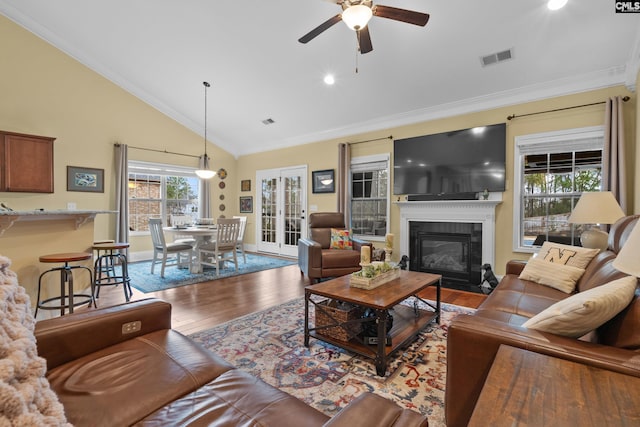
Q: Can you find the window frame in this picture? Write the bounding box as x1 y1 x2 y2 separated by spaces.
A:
350 153 390 242
512 126 605 253
128 160 201 236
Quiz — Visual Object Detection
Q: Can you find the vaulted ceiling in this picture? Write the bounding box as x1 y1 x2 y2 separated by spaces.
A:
1 0 639 157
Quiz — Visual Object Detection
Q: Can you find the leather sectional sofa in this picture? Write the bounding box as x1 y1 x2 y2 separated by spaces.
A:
445 215 640 427
35 297 428 426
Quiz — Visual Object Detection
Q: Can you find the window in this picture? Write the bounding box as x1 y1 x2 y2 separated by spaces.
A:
350 154 389 239
128 161 200 233
513 126 604 252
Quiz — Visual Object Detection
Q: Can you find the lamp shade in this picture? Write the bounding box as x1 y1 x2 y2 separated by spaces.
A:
568 191 625 225
613 221 640 277
342 5 373 30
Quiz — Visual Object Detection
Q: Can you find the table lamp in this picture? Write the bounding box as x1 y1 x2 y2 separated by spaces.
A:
613 221 640 277
568 191 625 251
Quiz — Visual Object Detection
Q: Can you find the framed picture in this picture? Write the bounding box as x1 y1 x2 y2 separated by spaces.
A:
239 196 253 213
241 179 251 192
67 166 104 193
312 169 335 193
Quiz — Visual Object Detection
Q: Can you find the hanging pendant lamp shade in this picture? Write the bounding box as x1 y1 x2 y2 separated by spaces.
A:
195 81 216 179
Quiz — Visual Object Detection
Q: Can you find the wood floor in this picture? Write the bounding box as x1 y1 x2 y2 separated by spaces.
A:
85 260 487 336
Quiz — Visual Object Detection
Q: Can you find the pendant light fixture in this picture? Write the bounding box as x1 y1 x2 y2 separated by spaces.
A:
195 81 216 179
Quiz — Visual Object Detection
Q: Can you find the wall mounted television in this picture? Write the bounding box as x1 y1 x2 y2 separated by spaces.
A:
393 123 506 197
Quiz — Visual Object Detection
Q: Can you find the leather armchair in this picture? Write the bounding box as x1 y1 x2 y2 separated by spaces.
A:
298 212 372 283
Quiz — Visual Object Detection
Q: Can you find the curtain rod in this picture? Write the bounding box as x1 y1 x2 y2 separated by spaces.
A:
507 96 630 121
347 135 393 146
114 143 201 159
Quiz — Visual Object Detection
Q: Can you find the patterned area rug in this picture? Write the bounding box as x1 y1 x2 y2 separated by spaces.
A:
127 253 295 293
190 296 475 426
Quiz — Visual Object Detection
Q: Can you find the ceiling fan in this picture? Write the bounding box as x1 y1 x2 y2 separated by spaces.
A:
298 0 430 54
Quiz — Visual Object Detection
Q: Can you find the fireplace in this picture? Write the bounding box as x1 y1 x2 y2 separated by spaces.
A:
397 199 502 293
410 222 482 292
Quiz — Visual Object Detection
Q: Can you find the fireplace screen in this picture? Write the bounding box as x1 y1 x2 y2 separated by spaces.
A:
419 233 471 278
421 238 468 274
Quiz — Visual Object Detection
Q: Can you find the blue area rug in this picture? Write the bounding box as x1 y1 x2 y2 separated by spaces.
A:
127 253 296 293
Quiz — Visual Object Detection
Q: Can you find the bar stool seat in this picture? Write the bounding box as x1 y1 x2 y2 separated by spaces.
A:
92 242 132 305
36 252 94 317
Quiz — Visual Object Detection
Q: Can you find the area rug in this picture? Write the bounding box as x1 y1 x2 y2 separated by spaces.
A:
190 296 475 427
127 253 295 293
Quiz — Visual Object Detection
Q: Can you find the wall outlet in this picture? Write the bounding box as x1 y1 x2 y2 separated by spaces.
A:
67 202 77 210
310 204 318 212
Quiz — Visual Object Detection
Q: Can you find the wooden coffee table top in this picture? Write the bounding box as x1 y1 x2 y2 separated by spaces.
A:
306 270 441 309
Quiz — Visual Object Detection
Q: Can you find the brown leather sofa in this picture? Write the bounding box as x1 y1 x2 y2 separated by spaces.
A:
35 298 428 426
445 215 640 427
298 212 373 283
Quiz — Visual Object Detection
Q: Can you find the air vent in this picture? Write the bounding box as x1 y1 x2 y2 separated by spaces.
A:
262 118 275 125
480 48 514 67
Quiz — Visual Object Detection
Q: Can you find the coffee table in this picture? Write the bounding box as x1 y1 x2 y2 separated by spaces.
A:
304 270 441 376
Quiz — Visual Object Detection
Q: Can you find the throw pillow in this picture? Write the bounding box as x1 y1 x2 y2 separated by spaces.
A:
519 257 586 293
536 241 599 269
330 228 353 250
522 276 638 338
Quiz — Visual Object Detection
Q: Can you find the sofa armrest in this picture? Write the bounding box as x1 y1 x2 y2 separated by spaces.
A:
323 393 428 427
35 298 172 370
505 259 527 275
298 237 323 277
445 313 640 427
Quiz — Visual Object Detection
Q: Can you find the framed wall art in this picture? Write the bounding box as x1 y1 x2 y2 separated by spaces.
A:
312 169 335 193
67 166 104 193
241 179 251 192
239 196 253 213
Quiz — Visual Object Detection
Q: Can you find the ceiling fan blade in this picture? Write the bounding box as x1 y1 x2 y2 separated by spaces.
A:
358 26 373 54
298 14 342 44
373 5 430 26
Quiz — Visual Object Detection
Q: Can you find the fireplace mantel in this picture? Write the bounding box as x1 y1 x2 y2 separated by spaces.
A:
396 200 502 269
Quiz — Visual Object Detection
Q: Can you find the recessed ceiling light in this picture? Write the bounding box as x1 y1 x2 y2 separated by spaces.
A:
324 74 335 85
547 0 568 10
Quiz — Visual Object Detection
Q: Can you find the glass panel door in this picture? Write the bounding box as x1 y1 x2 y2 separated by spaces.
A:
256 166 307 256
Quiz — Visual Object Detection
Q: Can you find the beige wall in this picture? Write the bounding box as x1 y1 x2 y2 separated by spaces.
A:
239 85 638 273
0 15 235 302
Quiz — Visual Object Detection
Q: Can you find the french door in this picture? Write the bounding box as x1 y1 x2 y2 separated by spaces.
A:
256 166 307 257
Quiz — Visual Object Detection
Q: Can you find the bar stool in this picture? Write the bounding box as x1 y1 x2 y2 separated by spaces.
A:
93 239 116 279
92 242 132 305
35 252 94 317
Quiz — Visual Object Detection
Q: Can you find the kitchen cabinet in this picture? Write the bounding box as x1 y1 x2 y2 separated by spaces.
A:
0 130 55 193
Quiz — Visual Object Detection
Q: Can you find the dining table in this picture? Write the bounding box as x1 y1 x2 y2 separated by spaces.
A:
163 225 218 273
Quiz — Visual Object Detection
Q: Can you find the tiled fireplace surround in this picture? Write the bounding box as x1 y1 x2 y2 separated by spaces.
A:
397 199 502 286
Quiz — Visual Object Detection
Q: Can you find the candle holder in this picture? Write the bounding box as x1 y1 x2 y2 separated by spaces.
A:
384 247 393 263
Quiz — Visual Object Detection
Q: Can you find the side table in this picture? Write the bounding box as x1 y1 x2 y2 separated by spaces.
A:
468 344 640 426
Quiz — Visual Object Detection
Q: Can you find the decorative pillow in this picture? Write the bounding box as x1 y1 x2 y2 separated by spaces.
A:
536 242 599 269
522 276 638 338
519 257 586 293
330 228 352 250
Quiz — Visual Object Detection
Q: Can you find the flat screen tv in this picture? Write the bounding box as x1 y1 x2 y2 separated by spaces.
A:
393 123 506 196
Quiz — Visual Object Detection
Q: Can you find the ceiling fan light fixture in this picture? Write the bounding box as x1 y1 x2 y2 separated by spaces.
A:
341 5 373 31
547 0 568 10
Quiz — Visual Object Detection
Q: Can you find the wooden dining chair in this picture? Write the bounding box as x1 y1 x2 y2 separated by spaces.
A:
199 218 240 276
233 215 247 263
148 218 193 278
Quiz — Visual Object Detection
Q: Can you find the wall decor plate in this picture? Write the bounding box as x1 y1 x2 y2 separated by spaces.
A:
219 204 226 211
218 168 227 179
219 194 225 200
219 181 226 189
